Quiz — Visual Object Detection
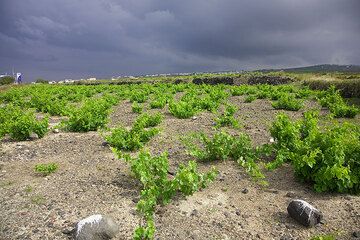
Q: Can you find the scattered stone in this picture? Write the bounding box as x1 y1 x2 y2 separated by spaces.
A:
285 192 296 198
191 116 198 120
101 141 109 147
75 214 119 240
132 196 140 203
269 137 275 143
190 209 198 217
287 199 323 227
53 129 60 133
29 133 38 139
62 226 75 235
280 235 293 240
353 231 360 238
242 188 249 194
235 210 241 216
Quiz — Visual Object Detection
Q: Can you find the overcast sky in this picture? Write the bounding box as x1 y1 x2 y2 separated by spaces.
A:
1 0 360 81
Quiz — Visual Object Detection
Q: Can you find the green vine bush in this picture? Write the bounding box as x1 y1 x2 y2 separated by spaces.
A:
267 111 360 193
115 151 217 239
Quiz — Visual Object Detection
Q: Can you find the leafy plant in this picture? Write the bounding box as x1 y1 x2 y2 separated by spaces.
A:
272 94 303 111
244 95 256 103
106 126 159 152
121 151 217 239
65 98 113 132
34 163 58 176
215 104 240 129
310 234 336 240
133 113 163 129
169 100 197 119
130 90 148 103
149 95 168 109
132 102 143 113
184 131 265 180
268 111 360 193
317 85 358 118
0 105 49 141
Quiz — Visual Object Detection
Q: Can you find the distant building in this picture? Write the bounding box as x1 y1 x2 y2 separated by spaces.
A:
87 77 97 81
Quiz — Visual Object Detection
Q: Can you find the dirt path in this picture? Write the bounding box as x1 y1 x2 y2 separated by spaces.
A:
0 97 359 240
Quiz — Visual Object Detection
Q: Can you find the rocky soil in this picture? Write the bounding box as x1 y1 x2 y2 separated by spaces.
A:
1 96 359 240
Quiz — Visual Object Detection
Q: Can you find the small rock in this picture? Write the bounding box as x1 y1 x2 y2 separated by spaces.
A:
285 192 296 198
235 210 241 216
53 129 60 133
132 197 140 203
287 199 323 227
191 116 197 120
280 235 293 240
62 227 75 235
190 209 198 217
269 137 275 143
29 133 38 139
242 188 249 194
353 231 360 238
101 141 108 147
75 214 119 240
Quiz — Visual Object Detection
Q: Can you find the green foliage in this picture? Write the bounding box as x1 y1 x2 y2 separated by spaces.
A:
106 113 162 152
35 78 49 84
215 104 240 129
29 94 70 116
34 163 58 176
130 90 148 103
169 100 197 118
0 76 15 85
244 95 256 103
123 151 217 239
65 98 114 132
0 105 49 141
185 131 265 180
318 86 358 118
272 94 303 111
106 126 159 152
133 113 163 129
310 234 336 240
132 102 143 113
268 111 360 193
149 95 168 109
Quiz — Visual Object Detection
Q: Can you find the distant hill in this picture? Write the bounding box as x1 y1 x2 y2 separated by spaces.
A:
260 64 360 73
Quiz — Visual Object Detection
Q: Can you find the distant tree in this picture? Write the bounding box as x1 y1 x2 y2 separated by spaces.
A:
0 76 15 85
35 78 49 84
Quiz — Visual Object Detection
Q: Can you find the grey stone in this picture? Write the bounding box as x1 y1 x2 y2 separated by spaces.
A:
280 236 293 240
287 199 323 227
242 188 249 194
53 129 60 133
353 231 360 238
75 214 119 240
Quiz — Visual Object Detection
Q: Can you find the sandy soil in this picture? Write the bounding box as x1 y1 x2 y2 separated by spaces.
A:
0 97 359 240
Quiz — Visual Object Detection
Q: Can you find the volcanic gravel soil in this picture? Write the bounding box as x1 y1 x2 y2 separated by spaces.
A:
0 97 359 240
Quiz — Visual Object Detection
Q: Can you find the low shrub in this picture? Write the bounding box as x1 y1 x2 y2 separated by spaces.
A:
244 95 256 103
65 98 113 132
268 111 360 193
106 126 159 152
169 101 197 118
0 105 49 141
132 102 143 113
119 150 217 239
215 104 240 129
34 163 58 176
317 86 358 118
272 94 303 111
184 131 266 180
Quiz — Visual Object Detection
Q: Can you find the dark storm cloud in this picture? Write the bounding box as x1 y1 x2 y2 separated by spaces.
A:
0 0 359 81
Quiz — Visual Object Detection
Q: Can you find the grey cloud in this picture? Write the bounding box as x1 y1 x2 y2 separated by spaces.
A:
0 0 359 81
